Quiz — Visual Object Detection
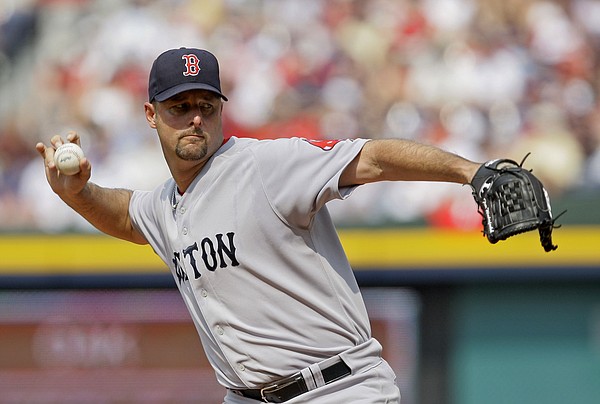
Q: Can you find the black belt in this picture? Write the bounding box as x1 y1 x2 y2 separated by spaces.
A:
231 358 351 403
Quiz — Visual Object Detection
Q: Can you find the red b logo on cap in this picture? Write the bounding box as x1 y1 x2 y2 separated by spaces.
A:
182 54 201 76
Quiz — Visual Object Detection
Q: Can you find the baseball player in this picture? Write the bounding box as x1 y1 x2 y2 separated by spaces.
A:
36 48 481 403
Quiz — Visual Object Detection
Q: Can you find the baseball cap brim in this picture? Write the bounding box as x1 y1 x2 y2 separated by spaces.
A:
153 82 228 102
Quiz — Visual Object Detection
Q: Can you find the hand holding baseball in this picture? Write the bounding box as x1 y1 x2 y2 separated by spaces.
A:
36 132 91 196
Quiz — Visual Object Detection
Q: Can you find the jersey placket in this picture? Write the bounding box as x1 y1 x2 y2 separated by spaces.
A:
190 277 251 383
174 192 251 386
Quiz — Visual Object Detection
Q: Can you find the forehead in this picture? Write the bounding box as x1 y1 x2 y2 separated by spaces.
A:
163 89 221 103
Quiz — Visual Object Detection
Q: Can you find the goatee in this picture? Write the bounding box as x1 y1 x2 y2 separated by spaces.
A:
176 135 208 161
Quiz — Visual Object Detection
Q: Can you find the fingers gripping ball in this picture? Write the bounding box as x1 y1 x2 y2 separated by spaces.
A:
54 143 85 176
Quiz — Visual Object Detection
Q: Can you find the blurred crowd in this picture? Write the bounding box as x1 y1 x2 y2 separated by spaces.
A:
0 0 599 232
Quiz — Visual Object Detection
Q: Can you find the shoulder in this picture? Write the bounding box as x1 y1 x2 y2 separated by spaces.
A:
131 178 174 205
226 136 363 152
218 136 368 164
217 136 293 159
221 136 260 151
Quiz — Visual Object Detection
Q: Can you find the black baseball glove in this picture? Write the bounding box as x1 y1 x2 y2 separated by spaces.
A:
470 154 564 252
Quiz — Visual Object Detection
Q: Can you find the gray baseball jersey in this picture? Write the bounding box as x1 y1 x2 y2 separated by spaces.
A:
129 136 373 389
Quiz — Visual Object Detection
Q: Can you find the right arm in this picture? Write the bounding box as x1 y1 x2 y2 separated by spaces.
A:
60 182 147 244
36 133 147 245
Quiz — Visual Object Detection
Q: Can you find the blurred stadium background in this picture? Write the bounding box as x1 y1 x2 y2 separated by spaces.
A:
1 0 599 403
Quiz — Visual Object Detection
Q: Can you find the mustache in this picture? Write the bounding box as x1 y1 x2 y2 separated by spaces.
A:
179 128 206 139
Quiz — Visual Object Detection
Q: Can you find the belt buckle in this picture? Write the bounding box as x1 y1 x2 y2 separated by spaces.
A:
260 373 304 403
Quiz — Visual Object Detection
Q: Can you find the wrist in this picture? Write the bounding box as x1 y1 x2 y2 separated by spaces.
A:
463 161 482 185
60 182 92 205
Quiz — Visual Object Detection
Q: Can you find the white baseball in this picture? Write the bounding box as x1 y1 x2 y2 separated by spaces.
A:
54 143 85 176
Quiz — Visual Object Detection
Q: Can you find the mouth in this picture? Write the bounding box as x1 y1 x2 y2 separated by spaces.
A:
182 130 204 137
179 130 206 141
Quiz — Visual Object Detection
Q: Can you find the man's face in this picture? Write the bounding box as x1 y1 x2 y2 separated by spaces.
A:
146 89 224 168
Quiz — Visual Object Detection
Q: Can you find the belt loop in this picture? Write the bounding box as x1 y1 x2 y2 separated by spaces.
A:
300 367 317 390
308 363 326 388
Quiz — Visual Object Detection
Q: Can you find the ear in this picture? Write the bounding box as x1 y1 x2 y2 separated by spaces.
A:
144 102 157 128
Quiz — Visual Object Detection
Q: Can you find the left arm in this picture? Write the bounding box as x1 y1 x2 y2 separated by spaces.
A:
340 139 480 187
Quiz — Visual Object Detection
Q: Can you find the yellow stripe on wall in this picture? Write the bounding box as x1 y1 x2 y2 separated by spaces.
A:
340 226 600 268
0 234 165 274
0 226 598 275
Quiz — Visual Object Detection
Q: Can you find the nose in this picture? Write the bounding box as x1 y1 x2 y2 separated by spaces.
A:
192 113 202 128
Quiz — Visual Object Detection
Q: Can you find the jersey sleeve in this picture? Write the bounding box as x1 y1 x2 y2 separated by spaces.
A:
128 183 171 264
250 137 369 228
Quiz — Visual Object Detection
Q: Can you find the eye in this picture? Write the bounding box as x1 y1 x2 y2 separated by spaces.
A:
168 103 190 115
203 103 217 114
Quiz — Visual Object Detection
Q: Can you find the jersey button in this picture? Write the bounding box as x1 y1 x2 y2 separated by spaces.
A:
201 289 208 298
180 207 186 214
237 364 245 372
182 227 188 235
215 325 224 335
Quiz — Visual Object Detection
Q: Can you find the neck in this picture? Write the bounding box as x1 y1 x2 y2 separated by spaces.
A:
171 162 206 193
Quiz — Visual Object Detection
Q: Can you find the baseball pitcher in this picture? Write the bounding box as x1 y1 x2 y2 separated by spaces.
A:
36 48 559 403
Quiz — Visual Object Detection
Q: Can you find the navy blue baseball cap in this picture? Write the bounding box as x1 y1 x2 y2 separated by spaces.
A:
148 47 228 102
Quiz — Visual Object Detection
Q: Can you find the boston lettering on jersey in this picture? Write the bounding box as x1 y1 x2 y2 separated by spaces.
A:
172 232 239 285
